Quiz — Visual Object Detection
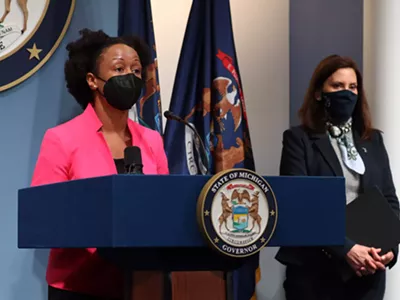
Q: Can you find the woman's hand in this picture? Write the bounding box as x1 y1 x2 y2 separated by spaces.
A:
369 248 394 266
379 250 394 265
346 245 385 277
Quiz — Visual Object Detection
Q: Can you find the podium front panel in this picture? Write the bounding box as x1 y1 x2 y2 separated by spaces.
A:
18 175 345 248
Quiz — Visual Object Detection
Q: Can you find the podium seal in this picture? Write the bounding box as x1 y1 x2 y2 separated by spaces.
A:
197 169 278 258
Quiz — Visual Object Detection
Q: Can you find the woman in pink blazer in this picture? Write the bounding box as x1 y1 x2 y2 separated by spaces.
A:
31 29 169 300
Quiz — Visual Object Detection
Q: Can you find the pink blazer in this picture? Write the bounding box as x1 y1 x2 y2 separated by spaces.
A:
31 104 169 298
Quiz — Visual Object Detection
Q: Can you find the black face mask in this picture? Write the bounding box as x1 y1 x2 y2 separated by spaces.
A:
97 73 143 111
321 89 358 124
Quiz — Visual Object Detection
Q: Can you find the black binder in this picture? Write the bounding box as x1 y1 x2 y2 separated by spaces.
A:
346 186 400 254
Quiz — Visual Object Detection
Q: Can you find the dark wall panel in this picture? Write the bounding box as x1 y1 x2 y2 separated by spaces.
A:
290 0 363 125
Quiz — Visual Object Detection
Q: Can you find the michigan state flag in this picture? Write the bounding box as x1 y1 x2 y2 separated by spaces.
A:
118 0 163 133
163 0 258 299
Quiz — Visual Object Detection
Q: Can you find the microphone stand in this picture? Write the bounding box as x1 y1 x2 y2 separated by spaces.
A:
164 111 210 175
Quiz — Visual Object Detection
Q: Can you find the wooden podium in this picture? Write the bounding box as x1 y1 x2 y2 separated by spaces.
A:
18 174 345 299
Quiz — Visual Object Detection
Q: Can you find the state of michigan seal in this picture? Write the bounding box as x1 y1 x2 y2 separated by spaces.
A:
0 0 75 91
197 169 277 258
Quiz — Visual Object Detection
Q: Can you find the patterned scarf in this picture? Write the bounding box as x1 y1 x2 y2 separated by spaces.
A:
327 120 365 175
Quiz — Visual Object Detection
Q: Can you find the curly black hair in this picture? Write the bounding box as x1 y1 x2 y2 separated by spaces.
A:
64 28 151 109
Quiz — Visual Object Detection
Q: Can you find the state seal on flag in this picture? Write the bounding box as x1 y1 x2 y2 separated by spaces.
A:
0 0 75 91
197 169 277 258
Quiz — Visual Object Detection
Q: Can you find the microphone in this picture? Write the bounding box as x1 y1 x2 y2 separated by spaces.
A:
164 110 210 175
124 146 143 174
164 110 183 123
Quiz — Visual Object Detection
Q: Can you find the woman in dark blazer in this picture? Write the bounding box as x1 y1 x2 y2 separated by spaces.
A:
275 55 399 300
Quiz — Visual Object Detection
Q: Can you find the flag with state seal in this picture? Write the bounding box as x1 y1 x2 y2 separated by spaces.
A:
163 0 259 299
118 0 163 133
